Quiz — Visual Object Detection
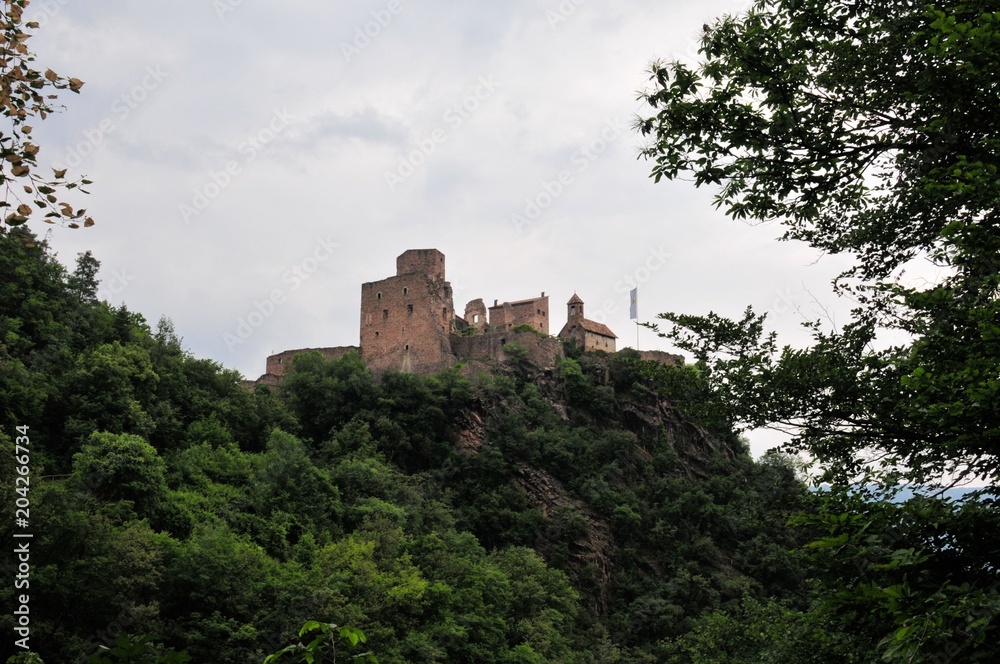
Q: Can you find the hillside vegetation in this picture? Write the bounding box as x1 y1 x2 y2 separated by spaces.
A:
1 230 834 662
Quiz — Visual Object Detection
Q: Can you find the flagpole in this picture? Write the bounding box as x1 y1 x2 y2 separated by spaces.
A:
629 286 639 350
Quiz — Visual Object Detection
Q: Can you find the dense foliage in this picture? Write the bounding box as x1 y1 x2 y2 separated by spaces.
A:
2 229 821 662
638 0 999 659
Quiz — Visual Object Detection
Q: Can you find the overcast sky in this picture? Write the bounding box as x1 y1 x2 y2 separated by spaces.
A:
24 0 868 457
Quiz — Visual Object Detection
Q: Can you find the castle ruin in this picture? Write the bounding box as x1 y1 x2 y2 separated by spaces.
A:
247 248 630 385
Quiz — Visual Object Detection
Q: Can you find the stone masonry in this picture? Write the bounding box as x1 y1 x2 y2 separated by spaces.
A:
246 249 660 385
558 293 618 353
360 249 456 375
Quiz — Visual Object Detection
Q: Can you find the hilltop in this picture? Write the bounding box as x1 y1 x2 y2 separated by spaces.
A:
1 230 834 662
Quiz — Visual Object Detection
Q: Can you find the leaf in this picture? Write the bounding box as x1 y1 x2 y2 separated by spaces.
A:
299 620 324 636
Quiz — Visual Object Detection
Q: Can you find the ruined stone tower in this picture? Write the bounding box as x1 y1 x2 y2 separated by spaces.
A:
360 249 456 374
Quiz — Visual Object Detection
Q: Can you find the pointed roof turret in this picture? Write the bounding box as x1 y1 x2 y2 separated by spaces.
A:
567 293 583 305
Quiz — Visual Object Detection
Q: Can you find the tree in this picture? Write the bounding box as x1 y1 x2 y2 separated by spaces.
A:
72 431 167 515
637 0 999 659
70 250 100 303
639 0 999 284
2 0 93 231
638 0 999 490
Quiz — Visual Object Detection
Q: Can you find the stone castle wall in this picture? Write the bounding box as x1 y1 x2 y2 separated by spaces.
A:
451 329 564 371
266 346 359 378
463 298 489 332
636 349 684 366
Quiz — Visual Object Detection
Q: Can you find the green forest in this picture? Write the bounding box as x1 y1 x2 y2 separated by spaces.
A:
1 228 818 662
3 0 999 662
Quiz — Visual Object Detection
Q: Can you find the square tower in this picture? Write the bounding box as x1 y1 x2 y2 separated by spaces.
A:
360 249 456 374
396 249 445 282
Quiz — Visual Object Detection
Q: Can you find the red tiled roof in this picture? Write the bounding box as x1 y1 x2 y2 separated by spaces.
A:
578 318 617 338
561 318 617 339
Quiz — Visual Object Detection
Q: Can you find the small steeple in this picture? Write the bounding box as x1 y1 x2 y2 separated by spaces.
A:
567 292 584 320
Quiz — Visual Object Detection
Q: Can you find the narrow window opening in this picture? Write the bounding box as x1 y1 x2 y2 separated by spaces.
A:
403 287 408 295
377 292 382 300
383 309 388 320
407 304 414 315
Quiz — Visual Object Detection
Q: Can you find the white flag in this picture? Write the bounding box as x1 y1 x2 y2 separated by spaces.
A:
629 287 638 320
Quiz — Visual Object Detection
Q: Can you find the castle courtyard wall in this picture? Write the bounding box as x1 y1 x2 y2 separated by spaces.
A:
265 346 359 377
451 329 564 371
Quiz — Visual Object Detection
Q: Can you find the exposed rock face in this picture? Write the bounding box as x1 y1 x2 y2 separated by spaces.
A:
511 463 614 615
451 363 734 618
617 397 738 478
456 410 486 453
